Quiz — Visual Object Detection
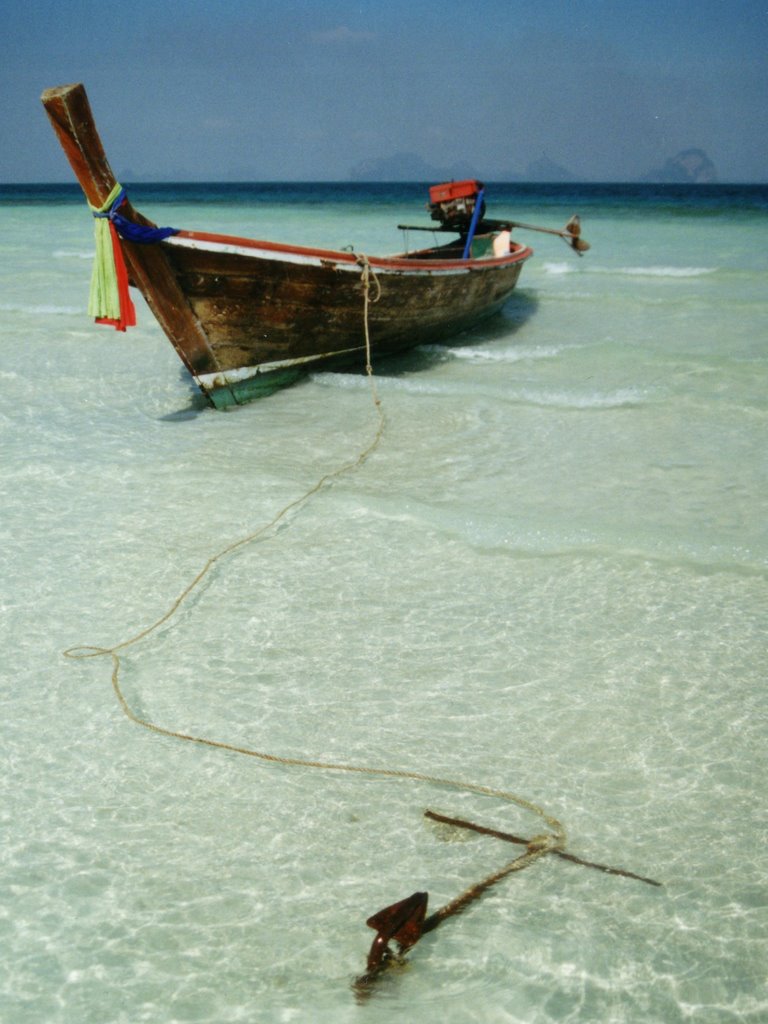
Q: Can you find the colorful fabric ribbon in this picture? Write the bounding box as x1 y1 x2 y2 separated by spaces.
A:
89 184 135 331
88 184 178 331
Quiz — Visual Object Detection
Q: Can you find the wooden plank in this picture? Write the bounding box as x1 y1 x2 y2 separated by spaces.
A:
41 84 220 377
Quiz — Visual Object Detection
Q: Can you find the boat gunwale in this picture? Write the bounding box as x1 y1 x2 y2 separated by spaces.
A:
170 229 533 274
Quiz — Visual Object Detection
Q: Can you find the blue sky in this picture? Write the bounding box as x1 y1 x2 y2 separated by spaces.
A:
2 0 766 182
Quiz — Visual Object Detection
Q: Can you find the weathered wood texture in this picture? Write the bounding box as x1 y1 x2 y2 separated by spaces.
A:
41 84 218 375
163 242 526 370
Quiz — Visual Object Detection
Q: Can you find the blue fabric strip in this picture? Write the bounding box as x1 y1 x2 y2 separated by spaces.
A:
93 188 179 244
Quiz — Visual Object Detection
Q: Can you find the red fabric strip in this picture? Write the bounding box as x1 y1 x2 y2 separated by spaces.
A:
96 222 136 331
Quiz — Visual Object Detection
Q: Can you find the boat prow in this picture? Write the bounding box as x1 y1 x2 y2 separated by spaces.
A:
41 84 587 408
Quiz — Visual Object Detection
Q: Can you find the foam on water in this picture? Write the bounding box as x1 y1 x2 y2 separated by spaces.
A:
1 184 766 1024
0 302 81 315
418 342 567 363
52 249 95 260
543 261 718 278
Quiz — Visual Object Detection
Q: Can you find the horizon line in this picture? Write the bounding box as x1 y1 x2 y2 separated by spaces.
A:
2 178 766 187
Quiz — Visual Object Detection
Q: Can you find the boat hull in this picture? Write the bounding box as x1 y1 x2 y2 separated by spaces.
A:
155 232 530 407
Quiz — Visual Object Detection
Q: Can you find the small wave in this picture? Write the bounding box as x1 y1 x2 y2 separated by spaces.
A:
0 302 80 315
541 262 578 275
418 343 565 364
515 387 645 409
311 371 452 396
310 371 381 393
613 265 717 278
310 371 644 409
542 261 717 278
53 250 94 260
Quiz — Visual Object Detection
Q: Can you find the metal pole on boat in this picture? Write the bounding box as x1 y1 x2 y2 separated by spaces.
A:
461 188 486 259
505 215 590 253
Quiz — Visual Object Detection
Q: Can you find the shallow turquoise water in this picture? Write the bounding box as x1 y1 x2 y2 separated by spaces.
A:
1 183 766 1022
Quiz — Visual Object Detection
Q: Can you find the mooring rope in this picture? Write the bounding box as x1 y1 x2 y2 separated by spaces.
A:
64 256 565 916
355 254 382 377
424 840 554 933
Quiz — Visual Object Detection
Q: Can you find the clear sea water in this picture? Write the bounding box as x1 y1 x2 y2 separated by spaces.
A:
1 181 766 1024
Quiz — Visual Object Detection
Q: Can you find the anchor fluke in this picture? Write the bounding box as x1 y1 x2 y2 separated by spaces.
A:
365 890 429 973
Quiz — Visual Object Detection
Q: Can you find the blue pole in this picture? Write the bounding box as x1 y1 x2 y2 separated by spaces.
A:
461 188 485 260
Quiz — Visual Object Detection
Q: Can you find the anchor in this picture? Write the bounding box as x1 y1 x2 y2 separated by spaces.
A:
353 809 662 997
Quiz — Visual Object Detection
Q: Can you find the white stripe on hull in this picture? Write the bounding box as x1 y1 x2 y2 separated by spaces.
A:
195 345 363 389
167 235 499 276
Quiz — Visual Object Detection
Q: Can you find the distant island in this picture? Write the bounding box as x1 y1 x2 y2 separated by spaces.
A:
350 148 719 183
641 148 718 184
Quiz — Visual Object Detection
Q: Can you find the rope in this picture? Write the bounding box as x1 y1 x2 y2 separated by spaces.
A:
65 255 565 908
424 810 661 887
92 186 179 245
355 253 382 381
424 840 556 933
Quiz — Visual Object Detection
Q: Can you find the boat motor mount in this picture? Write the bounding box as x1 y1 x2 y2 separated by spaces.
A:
428 179 486 231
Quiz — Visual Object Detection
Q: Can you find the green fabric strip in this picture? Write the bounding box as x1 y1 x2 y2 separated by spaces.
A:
88 183 123 320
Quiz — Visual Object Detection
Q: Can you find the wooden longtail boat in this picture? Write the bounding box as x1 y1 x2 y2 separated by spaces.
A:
41 83 586 409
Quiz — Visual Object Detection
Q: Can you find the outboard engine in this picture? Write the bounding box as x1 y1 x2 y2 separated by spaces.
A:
428 179 486 231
